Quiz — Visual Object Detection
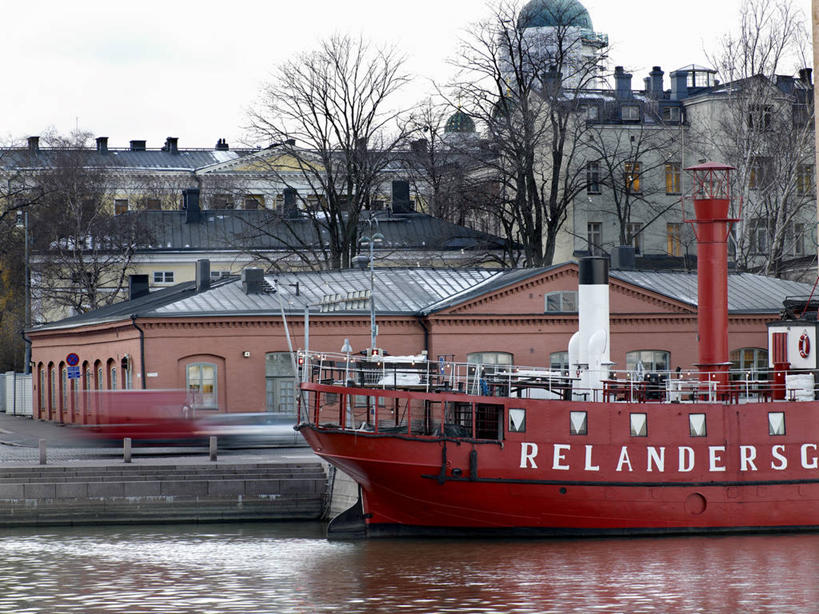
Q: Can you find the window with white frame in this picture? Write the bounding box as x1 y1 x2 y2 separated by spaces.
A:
186 362 218 409
586 161 601 194
730 348 768 380
662 106 681 122
467 352 513 367
587 222 603 255
153 271 175 284
621 105 640 121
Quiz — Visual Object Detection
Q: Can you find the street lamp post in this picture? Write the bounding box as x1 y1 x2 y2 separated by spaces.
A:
356 217 384 355
15 209 30 374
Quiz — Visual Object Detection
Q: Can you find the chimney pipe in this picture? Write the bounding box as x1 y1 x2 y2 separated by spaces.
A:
799 68 813 85
649 66 664 98
241 268 265 295
183 188 201 224
27 136 39 154
614 66 632 99
670 70 688 100
392 180 412 213
195 259 210 292
283 188 299 218
96 136 109 154
164 137 179 154
130 140 146 151
215 138 229 151
568 257 611 400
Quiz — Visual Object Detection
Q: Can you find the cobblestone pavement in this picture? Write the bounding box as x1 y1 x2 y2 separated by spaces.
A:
0 413 316 466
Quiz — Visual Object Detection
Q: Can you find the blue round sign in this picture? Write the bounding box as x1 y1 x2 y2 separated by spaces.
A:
66 353 80 366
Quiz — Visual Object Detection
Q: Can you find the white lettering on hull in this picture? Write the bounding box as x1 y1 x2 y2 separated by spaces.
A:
517 442 819 474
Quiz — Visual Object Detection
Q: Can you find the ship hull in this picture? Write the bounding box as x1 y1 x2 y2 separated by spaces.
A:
299 382 819 538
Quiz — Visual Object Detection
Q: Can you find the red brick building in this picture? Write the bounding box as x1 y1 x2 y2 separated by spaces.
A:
28 262 809 423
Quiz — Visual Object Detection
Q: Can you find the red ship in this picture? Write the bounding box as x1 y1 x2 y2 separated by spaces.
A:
297 163 819 538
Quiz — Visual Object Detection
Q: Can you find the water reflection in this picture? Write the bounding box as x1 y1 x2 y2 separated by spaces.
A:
0 524 816 613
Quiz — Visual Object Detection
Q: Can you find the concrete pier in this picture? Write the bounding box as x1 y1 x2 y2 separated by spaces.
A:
0 460 327 526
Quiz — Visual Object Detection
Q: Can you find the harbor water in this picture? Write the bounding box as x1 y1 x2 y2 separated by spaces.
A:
0 523 818 613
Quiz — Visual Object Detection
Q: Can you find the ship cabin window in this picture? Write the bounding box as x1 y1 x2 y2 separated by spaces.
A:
508 408 526 433
689 413 706 437
545 291 578 313
570 411 587 436
630 413 647 437
475 403 503 440
768 412 785 436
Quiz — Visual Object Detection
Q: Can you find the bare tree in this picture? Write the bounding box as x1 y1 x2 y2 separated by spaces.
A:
584 121 681 251
29 132 154 318
700 0 814 277
450 0 606 266
246 34 411 270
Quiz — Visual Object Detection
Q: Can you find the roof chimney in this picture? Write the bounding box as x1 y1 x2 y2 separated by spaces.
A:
195 259 210 292
614 66 632 99
129 274 150 300
670 70 688 100
96 136 108 154
163 137 179 154
130 140 146 151
392 180 412 213
799 68 813 86
649 66 664 98
282 188 299 218
183 188 201 224
27 136 39 154
241 268 265 295
215 138 229 151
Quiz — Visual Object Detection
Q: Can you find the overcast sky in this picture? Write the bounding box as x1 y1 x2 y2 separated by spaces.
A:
0 0 811 149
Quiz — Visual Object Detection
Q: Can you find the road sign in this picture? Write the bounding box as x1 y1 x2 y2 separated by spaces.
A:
66 353 80 366
66 366 81 379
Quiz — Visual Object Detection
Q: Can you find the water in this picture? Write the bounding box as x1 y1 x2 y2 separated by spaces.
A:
0 522 816 613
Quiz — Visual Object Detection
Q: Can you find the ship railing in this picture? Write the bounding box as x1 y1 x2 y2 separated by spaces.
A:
297 351 814 406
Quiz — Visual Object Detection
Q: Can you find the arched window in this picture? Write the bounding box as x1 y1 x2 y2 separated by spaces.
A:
60 363 68 410
95 361 104 390
266 353 296 414
186 362 217 409
49 365 57 413
730 348 768 380
550 351 570 372
39 366 46 412
626 350 670 374
108 359 117 391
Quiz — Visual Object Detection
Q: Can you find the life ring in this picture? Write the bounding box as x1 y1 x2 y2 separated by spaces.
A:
799 332 811 359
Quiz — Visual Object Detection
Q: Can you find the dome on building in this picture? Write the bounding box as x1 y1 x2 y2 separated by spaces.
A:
445 110 476 134
518 0 593 31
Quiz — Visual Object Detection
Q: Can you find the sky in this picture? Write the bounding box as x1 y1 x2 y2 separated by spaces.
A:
0 0 811 149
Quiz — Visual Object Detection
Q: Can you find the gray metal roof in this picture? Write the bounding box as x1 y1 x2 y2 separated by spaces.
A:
128 210 507 252
33 266 811 332
0 148 254 171
611 270 812 312
153 268 504 317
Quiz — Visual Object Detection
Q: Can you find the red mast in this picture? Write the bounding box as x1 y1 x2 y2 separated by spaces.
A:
684 162 738 386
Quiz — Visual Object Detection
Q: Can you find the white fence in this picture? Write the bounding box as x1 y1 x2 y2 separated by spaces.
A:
2 372 33 417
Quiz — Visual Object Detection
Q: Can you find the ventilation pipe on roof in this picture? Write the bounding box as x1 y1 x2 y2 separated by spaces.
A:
96 137 109 154
27 136 39 154
130 140 146 151
215 138 229 151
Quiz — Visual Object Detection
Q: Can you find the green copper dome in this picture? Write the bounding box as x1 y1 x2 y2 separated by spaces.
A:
445 110 476 134
518 0 593 30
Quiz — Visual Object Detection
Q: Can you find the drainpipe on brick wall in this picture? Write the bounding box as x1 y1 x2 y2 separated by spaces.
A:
415 316 430 356
130 315 147 389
